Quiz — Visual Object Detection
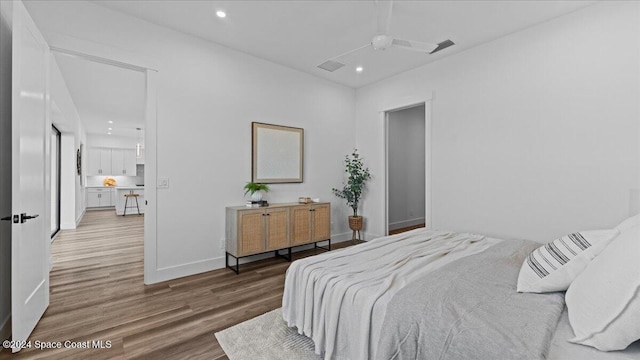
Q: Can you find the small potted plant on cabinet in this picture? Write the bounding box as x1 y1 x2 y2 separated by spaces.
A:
244 182 270 202
332 149 371 244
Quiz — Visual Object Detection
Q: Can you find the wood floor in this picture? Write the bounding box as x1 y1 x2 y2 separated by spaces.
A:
388 223 425 235
0 210 358 359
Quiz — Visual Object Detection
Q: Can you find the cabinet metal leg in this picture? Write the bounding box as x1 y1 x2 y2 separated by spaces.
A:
276 248 292 262
314 239 331 252
226 252 240 275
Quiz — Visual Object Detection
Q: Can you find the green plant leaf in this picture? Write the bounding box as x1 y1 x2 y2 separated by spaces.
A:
331 149 372 217
244 182 270 195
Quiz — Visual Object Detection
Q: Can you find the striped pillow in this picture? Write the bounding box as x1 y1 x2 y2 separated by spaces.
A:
517 229 619 293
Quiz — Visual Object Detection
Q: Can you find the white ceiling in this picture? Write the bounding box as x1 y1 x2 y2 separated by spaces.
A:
53 51 146 138
93 0 596 88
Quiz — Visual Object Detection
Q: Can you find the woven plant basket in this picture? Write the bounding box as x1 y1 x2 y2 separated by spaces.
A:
348 216 363 231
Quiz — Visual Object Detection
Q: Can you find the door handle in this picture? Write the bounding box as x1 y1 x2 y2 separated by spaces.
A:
1 215 19 223
20 213 39 223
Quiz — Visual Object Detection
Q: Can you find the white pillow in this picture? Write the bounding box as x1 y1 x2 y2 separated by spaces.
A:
566 226 640 351
616 213 640 233
517 229 619 293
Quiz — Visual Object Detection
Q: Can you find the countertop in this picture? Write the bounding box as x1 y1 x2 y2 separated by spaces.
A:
114 186 145 190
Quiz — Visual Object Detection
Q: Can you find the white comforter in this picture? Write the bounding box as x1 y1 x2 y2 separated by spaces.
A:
282 229 503 360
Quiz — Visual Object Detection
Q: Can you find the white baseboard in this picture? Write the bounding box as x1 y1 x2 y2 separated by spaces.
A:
151 232 359 282
75 208 86 227
388 217 426 231
0 314 10 341
60 222 76 230
61 208 87 230
362 232 383 241
154 257 225 283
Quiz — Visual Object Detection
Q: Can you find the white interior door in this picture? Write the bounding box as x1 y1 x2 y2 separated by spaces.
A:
11 1 50 352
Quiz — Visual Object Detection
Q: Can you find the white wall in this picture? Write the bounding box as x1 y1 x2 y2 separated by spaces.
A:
24 0 356 281
388 105 425 230
356 1 640 242
87 134 138 149
0 0 13 341
51 56 87 229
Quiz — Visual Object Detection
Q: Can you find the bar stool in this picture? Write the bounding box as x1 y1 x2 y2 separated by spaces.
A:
123 192 141 216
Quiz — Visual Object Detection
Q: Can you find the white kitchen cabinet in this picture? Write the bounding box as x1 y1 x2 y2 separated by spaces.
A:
87 148 112 176
111 149 137 176
88 147 136 176
123 149 137 175
86 188 114 208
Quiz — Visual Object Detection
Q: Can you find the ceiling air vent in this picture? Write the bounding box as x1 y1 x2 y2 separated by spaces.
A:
317 60 346 72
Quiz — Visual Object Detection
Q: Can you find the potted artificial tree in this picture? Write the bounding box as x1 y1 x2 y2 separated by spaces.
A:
244 182 270 202
332 149 371 244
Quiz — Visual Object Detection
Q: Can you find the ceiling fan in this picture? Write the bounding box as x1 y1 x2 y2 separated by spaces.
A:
318 0 454 72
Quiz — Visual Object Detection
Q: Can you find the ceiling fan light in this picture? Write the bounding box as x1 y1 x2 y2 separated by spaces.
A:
371 35 393 50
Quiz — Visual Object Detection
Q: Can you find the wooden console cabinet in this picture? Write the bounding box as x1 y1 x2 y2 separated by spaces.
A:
225 202 331 273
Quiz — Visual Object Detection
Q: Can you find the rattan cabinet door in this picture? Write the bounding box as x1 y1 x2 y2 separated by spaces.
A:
238 210 265 256
265 208 289 251
312 204 331 242
291 205 311 246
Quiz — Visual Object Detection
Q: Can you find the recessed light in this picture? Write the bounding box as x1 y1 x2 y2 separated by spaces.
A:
355 66 363 73
108 120 113 124
108 127 112 130
216 10 226 18
107 132 111 135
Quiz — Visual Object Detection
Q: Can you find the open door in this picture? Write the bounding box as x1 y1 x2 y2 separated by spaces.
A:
10 1 50 352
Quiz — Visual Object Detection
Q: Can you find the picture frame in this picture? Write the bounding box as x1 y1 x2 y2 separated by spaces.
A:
252 122 303 183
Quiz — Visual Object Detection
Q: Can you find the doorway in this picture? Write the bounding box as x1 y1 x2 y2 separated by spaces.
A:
49 45 157 281
382 95 432 237
387 104 426 234
51 49 147 273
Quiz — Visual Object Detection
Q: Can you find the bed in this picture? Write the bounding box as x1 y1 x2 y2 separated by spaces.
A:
282 228 640 360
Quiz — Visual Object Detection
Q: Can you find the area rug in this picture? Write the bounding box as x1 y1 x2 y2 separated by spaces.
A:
215 308 321 360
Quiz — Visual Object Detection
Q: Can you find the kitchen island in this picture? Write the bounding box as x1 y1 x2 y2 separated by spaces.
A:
114 186 145 215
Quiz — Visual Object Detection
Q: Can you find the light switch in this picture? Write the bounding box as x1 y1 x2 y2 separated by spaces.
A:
158 177 169 188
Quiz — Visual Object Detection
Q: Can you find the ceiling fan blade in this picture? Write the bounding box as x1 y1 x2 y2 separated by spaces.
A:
391 38 438 53
317 43 371 72
375 0 394 35
429 39 456 54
